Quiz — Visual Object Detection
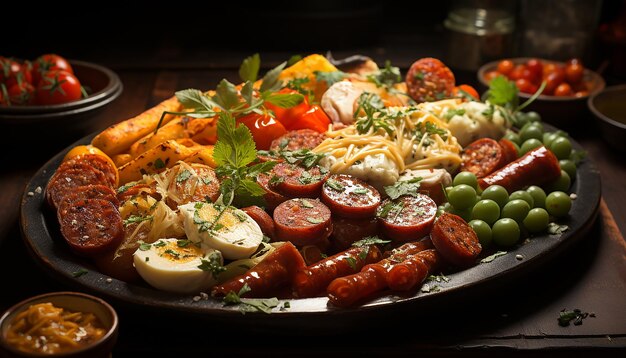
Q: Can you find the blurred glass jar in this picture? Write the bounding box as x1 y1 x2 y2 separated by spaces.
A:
444 0 516 71
517 0 603 61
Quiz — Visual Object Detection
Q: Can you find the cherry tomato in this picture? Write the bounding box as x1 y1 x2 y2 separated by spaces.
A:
515 78 535 94
453 84 480 100
521 67 541 85
554 83 573 96
7 82 35 105
484 70 500 82
264 88 311 129
574 91 589 97
35 70 82 105
508 64 526 81
0 84 8 105
567 58 582 66
544 71 565 95
525 59 543 80
236 112 288 150
565 63 584 84
496 60 515 75
287 105 331 133
32 54 74 85
0 57 22 84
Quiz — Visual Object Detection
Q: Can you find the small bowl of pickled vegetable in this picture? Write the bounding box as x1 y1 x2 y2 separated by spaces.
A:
0 292 118 358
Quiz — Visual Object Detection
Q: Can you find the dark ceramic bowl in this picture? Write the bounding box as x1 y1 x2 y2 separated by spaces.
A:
0 60 122 144
0 292 118 358
477 58 605 130
587 84 626 152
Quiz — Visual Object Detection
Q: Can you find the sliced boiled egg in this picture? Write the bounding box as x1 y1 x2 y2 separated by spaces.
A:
179 202 263 260
133 238 222 294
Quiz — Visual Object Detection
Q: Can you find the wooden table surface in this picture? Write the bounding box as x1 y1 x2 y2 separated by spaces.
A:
0 48 625 357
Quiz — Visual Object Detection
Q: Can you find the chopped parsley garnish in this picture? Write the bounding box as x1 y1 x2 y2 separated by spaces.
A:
444 108 466 120
558 309 590 326
139 242 152 251
325 179 345 191
234 210 248 222
384 177 422 200
177 240 192 247
548 223 569 235
197 252 226 279
279 149 326 169
223 283 279 314
163 249 180 259
123 215 154 226
213 223 225 231
352 187 368 195
427 274 451 283
354 92 395 136
300 199 314 208
72 268 88 278
154 158 166 169
344 257 357 270
153 240 166 248
116 182 136 194
202 177 213 185
307 217 324 224
352 236 391 247
367 60 402 89
314 70 347 86
176 169 192 183
480 251 507 263
413 71 425 81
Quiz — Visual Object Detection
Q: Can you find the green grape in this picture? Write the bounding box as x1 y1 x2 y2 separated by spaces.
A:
492 218 521 247
523 208 550 233
509 190 534 207
545 191 572 218
543 132 558 147
525 111 541 123
519 124 544 142
526 186 547 208
453 171 478 189
448 184 477 210
545 170 571 192
481 185 509 208
501 199 531 224
559 159 576 179
522 121 543 132
504 132 521 145
471 199 500 225
520 138 543 156
514 112 529 128
450 207 473 222
469 219 492 247
550 137 572 160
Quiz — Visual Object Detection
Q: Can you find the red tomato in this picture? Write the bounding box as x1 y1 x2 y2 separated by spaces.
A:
32 54 74 84
286 105 331 133
264 88 311 129
484 70 499 82
496 60 515 75
574 90 589 98
544 71 565 95
0 57 22 84
7 82 35 105
236 112 288 150
525 58 543 80
0 84 8 105
515 78 535 94
565 63 584 84
453 84 479 100
554 83 573 96
35 71 82 105
508 64 526 81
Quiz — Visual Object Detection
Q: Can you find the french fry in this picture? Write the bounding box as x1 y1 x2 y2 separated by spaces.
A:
92 96 182 156
129 119 187 158
117 140 197 184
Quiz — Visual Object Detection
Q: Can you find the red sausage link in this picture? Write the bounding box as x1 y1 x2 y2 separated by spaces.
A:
321 174 381 219
331 217 379 252
377 194 437 242
257 173 288 211
461 138 507 178
211 242 305 298
292 245 382 298
498 138 519 165
430 212 482 267
478 146 561 192
242 206 275 240
60 154 117 188
273 198 333 246
386 249 441 291
271 162 329 198
57 184 120 209
57 198 124 257
269 129 326 152
46 166 110 209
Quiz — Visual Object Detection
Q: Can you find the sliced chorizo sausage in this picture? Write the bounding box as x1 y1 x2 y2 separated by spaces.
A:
211 242 306 298
331 217 379 252
57 184 119 209
60 154 118 188
273 198 332 246
257 173 289 211
46 166 110 209
461 138 507 178
242 206 275 240
406 58 455 103
270 163 328 198
321 174 381 219
430 212 482 267
498 138 519 164
269 129 326 152
478 146 561 192
165 163 220 207
57 198 124 257
376 194 437 242
293 244 382 298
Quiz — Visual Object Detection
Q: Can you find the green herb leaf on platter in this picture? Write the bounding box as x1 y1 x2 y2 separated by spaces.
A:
239 53 260 82
260 61 287 93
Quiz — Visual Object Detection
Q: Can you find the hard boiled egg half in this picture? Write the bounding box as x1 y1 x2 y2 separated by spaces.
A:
179 202 263 260
133 238 222 294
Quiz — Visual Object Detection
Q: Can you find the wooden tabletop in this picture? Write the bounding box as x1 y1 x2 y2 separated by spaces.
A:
1 48 625 357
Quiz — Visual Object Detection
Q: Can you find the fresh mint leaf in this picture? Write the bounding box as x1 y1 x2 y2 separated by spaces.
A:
239 53 260 82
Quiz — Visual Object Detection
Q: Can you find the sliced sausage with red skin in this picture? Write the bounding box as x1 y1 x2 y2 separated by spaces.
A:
57 184 119 209
331 216 379 252
211 242 306 298
406 58 455 103
166 164 220 207
321 174 381 219
60 154 117 188
242 206 275 240
498 138 519 165
386 249 441 291
46 166 110 209
377 194 437 242
269 129 326 152
117 183 161 203
478 146 561 192
270 163 328 198
273 198 332 246
461 138 507 178
257 173 289 211
430 212 482 267
57 198 124 257
293 244 382 298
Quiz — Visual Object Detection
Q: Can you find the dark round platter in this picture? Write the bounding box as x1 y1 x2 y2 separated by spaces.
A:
19 126 601 331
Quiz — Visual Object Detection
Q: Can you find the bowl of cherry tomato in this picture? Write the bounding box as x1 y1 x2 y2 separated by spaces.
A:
477 57 605 128
0 54 122 143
